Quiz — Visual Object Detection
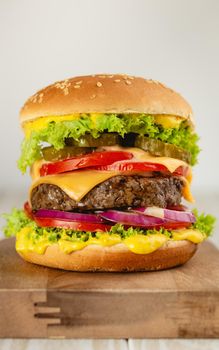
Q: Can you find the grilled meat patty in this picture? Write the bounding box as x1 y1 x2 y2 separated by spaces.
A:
31 175 184 211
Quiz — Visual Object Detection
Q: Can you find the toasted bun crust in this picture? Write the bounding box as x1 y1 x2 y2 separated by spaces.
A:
20 74 193 125
17 240 197 272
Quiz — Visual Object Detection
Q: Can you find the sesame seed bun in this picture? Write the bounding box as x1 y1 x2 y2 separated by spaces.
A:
20 74 194 125
17 240 197 272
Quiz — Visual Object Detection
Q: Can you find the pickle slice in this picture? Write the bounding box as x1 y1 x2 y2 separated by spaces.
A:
135 136 191 163
42 146 94 161
65 133 120 147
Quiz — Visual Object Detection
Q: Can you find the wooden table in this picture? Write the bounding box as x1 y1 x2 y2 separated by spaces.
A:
0 191 219 349
1 237 219 339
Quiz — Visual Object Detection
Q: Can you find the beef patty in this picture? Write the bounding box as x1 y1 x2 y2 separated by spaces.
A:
31 175 184 211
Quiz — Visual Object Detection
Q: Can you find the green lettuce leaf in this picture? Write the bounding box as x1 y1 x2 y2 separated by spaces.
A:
2 209 33 237
193 209 216 237
18 114 200 172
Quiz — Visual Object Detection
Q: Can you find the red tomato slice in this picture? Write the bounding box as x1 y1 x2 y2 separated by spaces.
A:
173 166 189 177
96 161 168 172
34 215 190 232
159 221 191 230
95 161 186 177
24 201 34 220
40 151 133 176
97 162 167 171
34 216 112 232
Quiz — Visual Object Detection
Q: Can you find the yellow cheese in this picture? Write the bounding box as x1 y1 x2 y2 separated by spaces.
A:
30 170 121 202
182 177 194 203
16 227 206 256
30 159 45 180
30 147 193 203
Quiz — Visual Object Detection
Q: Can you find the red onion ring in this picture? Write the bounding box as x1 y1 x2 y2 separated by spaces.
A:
132 207 196 223
100 210 167 227
34 209 104 223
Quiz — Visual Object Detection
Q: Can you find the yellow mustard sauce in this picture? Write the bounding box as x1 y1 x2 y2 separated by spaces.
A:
172 229 206 244
23 114 183 137
58 234 122 254
154 115 183 128
15 227 206 256
23 114 80 137
123 234 168 254
16 227 52 254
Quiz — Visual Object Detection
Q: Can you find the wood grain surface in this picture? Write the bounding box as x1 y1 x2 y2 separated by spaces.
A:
0 237 219 339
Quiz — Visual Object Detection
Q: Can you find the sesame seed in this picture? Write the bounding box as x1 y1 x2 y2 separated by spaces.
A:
96 82 102 87
154 80 159 85
98 75 106 78
129 76 134 80
125 80 132 85
74 85 80 89
75 80 82 85
159 82 168 89
114 79 121 83
38 93 44 103
108 75 114 78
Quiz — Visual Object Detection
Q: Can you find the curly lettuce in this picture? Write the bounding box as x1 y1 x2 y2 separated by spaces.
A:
193 209 216 236
18 114 200 172
2 208 215 241
2 209 32 237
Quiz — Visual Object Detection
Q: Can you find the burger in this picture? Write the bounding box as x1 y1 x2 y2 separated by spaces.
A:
3 74 215 271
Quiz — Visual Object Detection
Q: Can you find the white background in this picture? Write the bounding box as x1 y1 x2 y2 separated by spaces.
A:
0 0 219 193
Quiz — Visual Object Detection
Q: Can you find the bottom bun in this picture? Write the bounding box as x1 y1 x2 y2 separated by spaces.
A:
17 240 197 272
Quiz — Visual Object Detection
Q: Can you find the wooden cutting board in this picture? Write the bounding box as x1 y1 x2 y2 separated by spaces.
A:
0 237 219 339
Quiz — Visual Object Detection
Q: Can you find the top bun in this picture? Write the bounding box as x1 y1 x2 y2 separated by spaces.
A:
20 74 193 125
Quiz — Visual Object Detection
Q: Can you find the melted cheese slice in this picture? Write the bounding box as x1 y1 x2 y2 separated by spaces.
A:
16 227 206 256
30 147 193 203
30 170 121 202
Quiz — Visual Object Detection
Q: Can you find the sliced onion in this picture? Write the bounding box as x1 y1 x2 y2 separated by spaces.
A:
34 209 104 223
100 210 167 227
132 207 196 224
